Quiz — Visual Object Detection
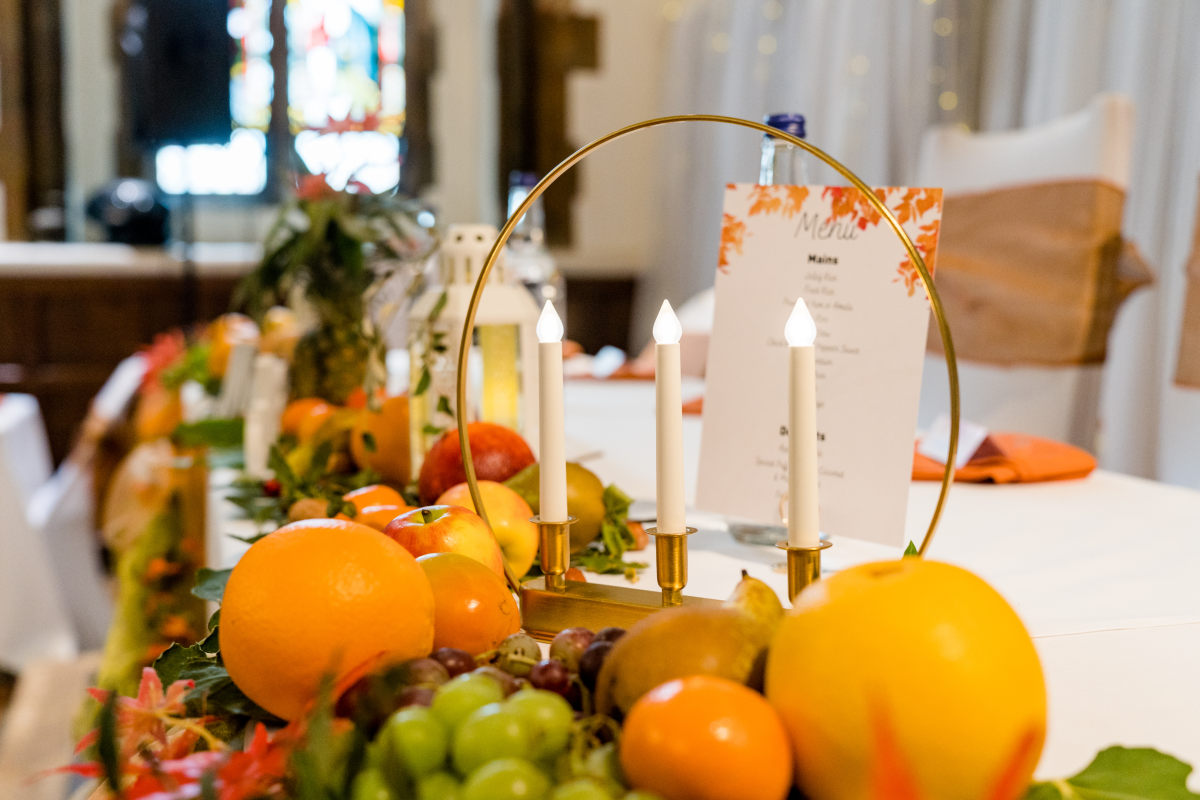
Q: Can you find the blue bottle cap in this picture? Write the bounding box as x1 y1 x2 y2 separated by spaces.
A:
509 170 540 189
764 113 805 139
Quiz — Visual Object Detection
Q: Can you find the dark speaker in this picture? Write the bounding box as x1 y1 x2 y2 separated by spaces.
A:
123 0 232 147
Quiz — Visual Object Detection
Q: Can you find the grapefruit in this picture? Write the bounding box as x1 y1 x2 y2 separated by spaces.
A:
220 518 435 720
764 558 1045 800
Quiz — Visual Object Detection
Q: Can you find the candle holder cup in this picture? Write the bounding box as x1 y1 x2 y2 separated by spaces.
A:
454 114 961 639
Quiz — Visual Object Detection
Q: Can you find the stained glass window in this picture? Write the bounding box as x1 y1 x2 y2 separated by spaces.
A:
156 0 272 195
287 0 404 193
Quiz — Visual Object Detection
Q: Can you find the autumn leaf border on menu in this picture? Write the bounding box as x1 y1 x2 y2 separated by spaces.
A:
718 184 943 300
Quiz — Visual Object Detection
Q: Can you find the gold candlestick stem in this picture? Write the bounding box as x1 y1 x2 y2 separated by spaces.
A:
647 527 697 607
533 516 576 591
776 540 833 602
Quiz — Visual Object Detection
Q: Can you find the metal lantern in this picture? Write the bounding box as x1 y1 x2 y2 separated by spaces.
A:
408 223 542 474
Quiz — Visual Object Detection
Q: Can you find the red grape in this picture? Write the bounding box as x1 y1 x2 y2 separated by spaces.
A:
549 627 595 673
433 647 476 677
529 659 571 696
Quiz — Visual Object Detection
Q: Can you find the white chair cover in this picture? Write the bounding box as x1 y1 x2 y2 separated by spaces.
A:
0 396 77 671
915 93 1135 448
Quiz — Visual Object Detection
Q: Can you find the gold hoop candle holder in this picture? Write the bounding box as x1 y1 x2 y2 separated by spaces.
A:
454 114 960 637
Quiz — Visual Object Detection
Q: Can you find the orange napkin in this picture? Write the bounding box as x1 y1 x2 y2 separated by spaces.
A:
913 432 1096 483
682 396 704 415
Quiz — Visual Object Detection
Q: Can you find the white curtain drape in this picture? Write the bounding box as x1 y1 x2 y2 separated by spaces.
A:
649 0 1200 486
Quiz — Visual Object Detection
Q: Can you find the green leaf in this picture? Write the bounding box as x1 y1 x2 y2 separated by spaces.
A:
207 609 221 632
361 430 377 453
268 444 298 489
413 366 432 397
602 484 633 521
428 290 448 322
173 418 245 448
97 693 123 797
436 395 453 416
153 642 194 685
1024 747 1200 800
328 498 356 518
904 541 919 557
422 423 446 437
192 567 232 602
306 439 334 483
573 549 648 576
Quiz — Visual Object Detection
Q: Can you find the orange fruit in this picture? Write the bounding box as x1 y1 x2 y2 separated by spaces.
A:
436 481 539 579
206 313 260 378
765 559 1045 800
282 398 328 436
295 402 337 444
416 552 521 655
344 484 406 513
621 675 792 800
353 504 411 531
220 518 435 720
350 395 411 487
133 385 182 441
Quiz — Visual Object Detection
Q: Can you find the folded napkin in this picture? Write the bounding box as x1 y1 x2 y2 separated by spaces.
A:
913 432 1096 483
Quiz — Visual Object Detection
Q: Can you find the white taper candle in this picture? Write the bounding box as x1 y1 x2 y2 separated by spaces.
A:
786 298 821 547
654 300 687 534
536 301 569 522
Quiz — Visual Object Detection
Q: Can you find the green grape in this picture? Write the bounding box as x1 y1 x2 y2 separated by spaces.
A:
505 689 574 760
432 673 507 732
352 767 399 800
453 703 531 776
417 770 462 800
381 706 450 779
550 778 612 800
583 743 624 793
461 758 551 800
622 792 666 800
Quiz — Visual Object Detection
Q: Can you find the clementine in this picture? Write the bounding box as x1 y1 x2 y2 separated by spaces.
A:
621 675 792 800
353 504 411 531
281 398 328 436
295 401 338 444
350 395 412 487
765 559 1045 800
220 518 434 720
416 552 521 655
344 484 406 513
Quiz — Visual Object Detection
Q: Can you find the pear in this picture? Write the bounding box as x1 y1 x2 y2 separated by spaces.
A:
724 569 784 647
504 462 606 552
593 604 770 718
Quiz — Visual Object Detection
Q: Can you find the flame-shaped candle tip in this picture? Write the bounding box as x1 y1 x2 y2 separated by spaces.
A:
653 299 683 345
785 297 817 346
537 300 564 343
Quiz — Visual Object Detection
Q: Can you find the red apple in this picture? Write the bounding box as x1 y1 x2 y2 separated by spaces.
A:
417 422 535 505
437 481 539 579
383 505 507 579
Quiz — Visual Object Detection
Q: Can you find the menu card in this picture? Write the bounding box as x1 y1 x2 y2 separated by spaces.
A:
696 184 943 547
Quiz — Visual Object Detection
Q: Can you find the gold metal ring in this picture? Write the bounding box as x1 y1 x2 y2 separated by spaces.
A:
454 114 958 565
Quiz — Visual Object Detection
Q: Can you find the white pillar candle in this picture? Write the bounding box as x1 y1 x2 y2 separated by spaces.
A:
536 301 569 522
654 300 687 534
785 298 821 547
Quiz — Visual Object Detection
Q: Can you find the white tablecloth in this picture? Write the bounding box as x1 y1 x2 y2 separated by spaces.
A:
215 379 1200 783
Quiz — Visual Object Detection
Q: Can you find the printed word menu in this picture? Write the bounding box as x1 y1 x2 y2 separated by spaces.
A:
696 184 943 547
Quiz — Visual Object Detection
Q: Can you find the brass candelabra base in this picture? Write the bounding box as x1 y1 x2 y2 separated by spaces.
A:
521 519 719 641
775 540 833 602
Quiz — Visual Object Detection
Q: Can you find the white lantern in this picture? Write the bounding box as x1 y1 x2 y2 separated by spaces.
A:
408 223 542 473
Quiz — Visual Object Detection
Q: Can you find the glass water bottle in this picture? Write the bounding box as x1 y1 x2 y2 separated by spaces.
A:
759 113 810 185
